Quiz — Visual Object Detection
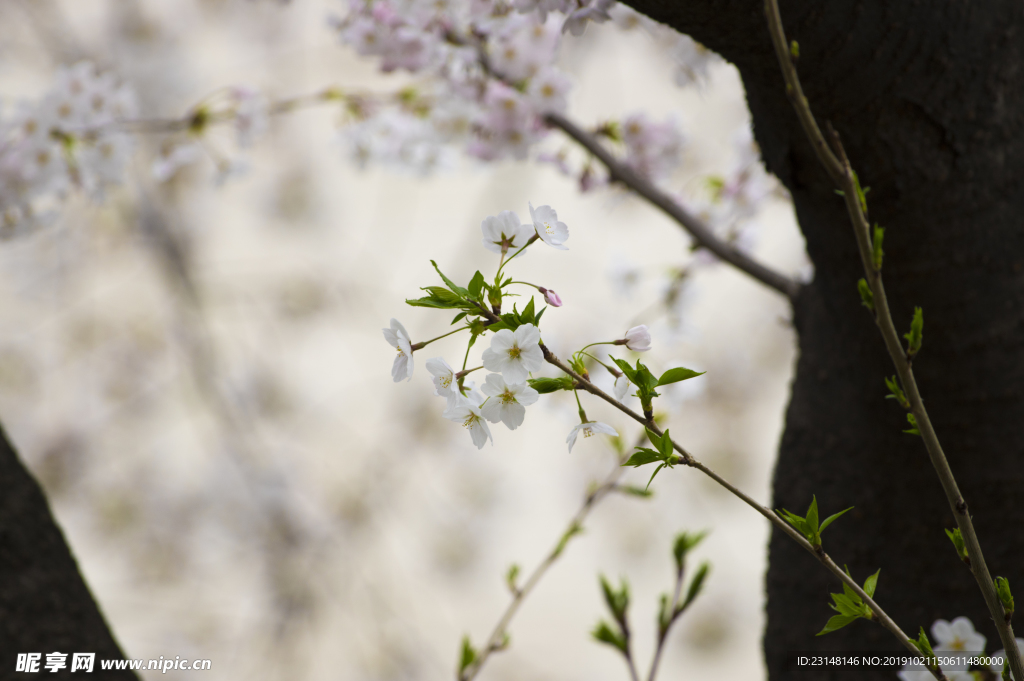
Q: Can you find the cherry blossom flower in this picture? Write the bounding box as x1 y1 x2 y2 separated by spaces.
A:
562 0 614 36
481 323 544 384
622 325 652 352
229 86 269 147
933 617 986 662
481 210 532 255
382 318 414 382
528 202 569 249
566 420 618 453
480 373 539 429
443 396 493 449
526 67 571 114
426 357 458 404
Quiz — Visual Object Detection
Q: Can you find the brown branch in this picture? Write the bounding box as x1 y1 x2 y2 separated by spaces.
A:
543 112 802 301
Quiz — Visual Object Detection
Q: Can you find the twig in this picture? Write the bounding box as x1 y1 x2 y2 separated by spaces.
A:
537 342 943 677
544 112 801 301
459 455 634 681
763 2 1024 679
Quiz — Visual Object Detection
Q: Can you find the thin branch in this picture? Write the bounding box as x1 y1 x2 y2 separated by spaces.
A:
763 2 1024 680
543 112 801 301
539 342 944 678
460 454 634 681
647 559 687 681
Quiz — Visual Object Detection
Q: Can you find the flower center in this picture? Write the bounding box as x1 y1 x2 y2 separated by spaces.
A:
543 221 554 235
396 346 406 357
439 375 451 388
583 426 595 438
462 415 477 429
507 345 521 360
500 390 515 405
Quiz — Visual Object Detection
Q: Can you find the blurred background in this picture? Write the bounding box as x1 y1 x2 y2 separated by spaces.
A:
0 1 809 678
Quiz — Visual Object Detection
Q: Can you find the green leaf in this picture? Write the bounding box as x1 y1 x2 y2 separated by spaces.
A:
611 358 637 384
520 297 536 325
816 614 858 636
909 627 936 658
681 562 710 609
528 376 575 394
657 429 675 460
904 307 924 356
599 575 630 622
431 260 469 297
777 509 810 538
406 296 464 310
673 531 708 572
904 413 921 436
645 463 668 491
635 361 660 393
884 375 909 408
468 271 485 298
872 224 885 270
506 564 520 593
995 576 1014 614
857 278 874 311
657 367 706 386
616 485 654 499
622 448 663 467
863 569 880 599
945 528 969 562
591 620 627 654
806 496 819 537
819 507 854 536
451 311 468 325
830 592 861 616
552 522 583 559
458 636 477 675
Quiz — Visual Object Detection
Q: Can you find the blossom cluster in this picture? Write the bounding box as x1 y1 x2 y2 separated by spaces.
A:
330 0 703 176
381 203 664 452
0 62 137 235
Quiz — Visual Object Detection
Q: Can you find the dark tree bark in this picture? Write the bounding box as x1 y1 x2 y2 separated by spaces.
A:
0 423 137 679
623 1 1024 678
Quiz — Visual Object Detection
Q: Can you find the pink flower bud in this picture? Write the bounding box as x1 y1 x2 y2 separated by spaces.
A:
622 325 652 352
539 287 563 307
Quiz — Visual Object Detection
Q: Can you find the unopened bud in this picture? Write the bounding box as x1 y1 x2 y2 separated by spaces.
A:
538 287 563 307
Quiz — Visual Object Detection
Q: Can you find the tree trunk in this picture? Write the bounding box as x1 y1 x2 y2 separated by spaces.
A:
0 423 137 678
625 1 1024 677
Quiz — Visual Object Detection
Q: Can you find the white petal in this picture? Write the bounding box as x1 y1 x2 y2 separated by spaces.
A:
566 424 581 453
469 418 492 448
591 422 618 437
514 384 539 406
514 323 540 347
500 401 526 429
480 398 503 423
518 344 545 373
481 372 507 396
502 359 529 384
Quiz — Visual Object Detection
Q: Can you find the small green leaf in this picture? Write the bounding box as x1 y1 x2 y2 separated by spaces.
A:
777 509 811 538
945 528 969 563
857 278 875 311
431 260 469 297
995 576 1014 615
622 448 664 467
553 522 583 558
611 358 637 383
816 614 858 636
863 569 880 599
904 413 921 436
468 271 485 298
635 361 660 393
681 562 710 609
591 620 627 654
528 376 575 394
645 463 668 491
909 626 936 658
616 485 654 499
673 531 708 572
657 429 675 460
884 375 910 408
657 367 705 386
534 306 547 325
520 296 536 325
819 507 854 536
506 564 520 593
872 224 885 270
806 496 819 537
904 307 924 356
599 575 630 622
458 636 477 675
789 40 800 59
